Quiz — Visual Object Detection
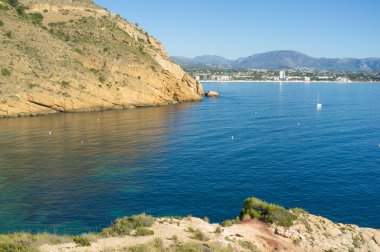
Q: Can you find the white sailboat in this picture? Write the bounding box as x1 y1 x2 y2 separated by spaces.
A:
317 92 323 110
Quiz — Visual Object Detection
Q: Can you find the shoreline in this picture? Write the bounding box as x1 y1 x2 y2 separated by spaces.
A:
0 99 203 120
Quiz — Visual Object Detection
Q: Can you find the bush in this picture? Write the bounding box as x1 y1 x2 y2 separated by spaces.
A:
89 68 98 74
60 81 70 88
74 48 83 54
134 227 154 237
30 12 43 25
240 197 297 227
28 83 39 89
291 208 308 215
239 240 259 252
0 242 28 252
0 4 10 10
0 20 4 26
16 5 26 16
1 68 11 76
101 214 155 237
203 217 209 223
222 220 233 227
98 75 105 83
214 226 222 234
5 31 12 38
73 236 90 247
192 229 208 241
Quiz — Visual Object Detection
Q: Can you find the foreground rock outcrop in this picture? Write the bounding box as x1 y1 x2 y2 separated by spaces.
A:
0 0 203 117
1 198 379 252
37 214 380 252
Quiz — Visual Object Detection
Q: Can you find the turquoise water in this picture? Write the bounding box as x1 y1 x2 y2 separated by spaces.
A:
0 82 379 234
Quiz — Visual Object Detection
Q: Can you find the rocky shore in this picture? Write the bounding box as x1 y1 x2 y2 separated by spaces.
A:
0 0 203 118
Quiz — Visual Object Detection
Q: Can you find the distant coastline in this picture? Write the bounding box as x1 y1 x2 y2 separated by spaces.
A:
202 80 380 84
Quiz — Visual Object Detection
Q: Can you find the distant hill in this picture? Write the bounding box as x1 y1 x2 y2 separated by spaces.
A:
172 55 232 68
172 50 380 72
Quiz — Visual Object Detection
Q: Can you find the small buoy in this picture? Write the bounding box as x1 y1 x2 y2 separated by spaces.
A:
231 136 234 140
48 131 52 135
378 144 380 148
297 122 300 126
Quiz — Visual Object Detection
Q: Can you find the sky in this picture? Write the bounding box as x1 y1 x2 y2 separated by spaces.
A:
94 0 380 59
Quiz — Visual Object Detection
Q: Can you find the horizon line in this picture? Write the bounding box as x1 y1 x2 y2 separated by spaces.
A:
172 50 380 61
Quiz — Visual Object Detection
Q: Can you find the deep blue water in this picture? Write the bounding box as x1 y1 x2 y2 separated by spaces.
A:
0 82 380 234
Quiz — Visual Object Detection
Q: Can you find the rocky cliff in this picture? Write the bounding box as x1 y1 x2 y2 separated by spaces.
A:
0 0 203 117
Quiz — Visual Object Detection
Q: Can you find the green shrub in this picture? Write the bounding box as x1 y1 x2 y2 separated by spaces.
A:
0 4 10 10
352 235 363 248
186 226 194 233
241 213 251 221
74 48 83 54
153 238 164 248
89 68 98 74
291 208 308 215
1 68 11 76
222 220 233 227
171 234 178 243
134 227 154 237
98 75 105 83
214 226 222 234
239 240 260 252
30 12 43 25
0 242 28 252
192 229 208 241
28 83 39 89
240 197 297 227
16 5 26 16
293 238 302 246
48 21 66 27
203 217 209 223
48 28 69 41
73 236 90 247
5 31 12 38
101 214 155 237
0 20 4 26
60 81 70 88
61 81 70 88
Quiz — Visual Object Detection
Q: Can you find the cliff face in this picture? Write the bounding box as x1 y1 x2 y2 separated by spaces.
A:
0 0 203 117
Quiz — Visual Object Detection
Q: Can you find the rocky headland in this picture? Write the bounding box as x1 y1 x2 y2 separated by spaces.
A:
0 0 203 118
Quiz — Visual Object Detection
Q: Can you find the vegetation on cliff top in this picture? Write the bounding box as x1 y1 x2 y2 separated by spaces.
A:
0 197 299 251
240 197 297 227
0 196 379 251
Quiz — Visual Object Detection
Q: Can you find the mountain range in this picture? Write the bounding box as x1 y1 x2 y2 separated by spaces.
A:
172 50 380 72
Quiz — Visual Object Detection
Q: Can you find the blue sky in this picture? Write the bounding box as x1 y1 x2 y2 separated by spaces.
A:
94 0 380 59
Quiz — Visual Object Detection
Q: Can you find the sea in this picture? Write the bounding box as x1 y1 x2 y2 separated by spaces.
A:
0 82 379 234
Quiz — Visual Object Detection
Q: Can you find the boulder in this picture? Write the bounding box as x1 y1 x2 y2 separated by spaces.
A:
205 91 220 97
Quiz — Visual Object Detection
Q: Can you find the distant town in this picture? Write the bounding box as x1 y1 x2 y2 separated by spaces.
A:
185 68 380 83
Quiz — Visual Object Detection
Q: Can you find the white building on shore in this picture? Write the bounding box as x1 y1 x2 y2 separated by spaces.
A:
279 71 287 81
